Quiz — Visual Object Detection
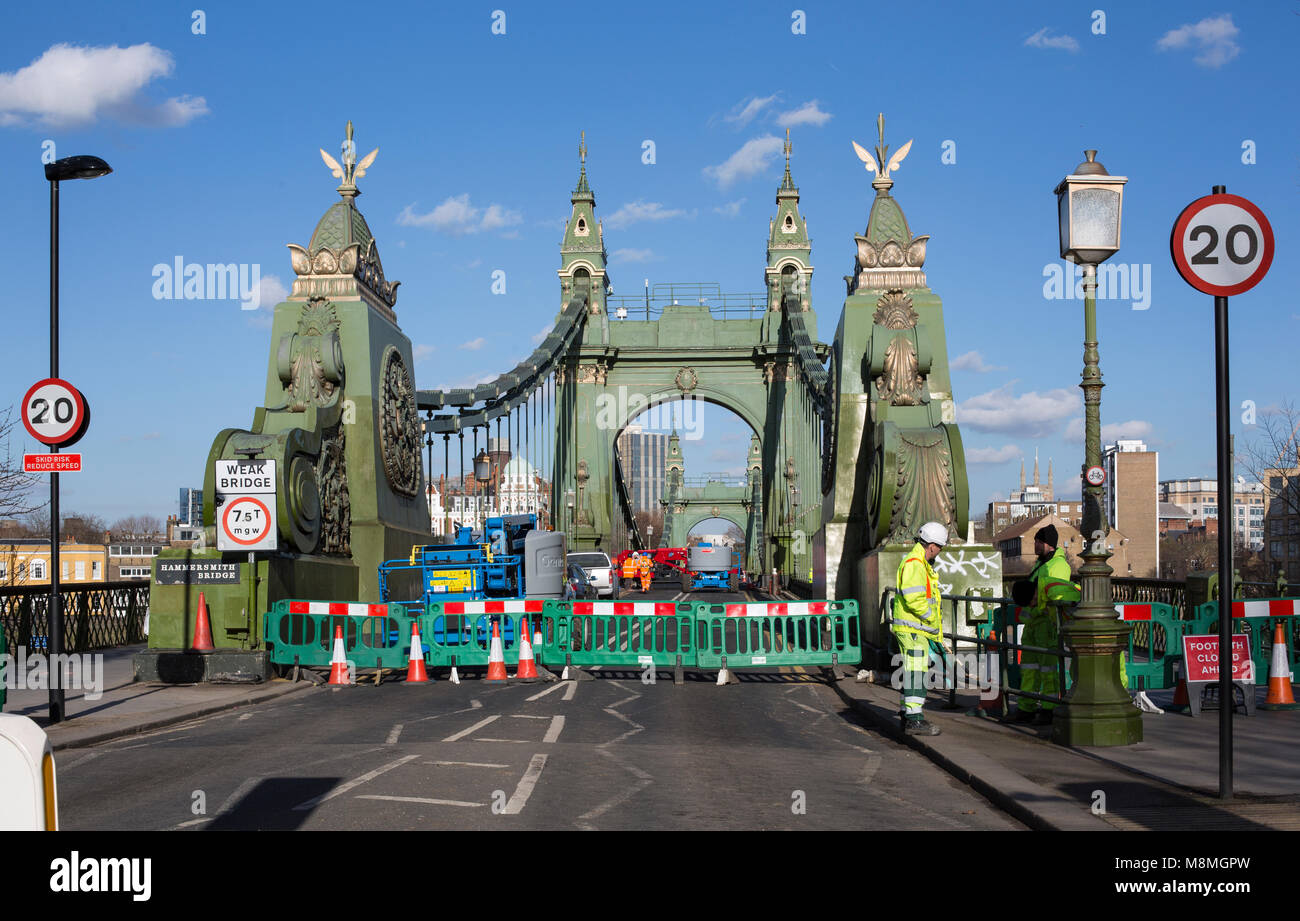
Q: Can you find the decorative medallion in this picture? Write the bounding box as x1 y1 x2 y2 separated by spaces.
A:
278 298 344 412
379 346 420 497
675 367 698 393
316 424 351 555
874 334 925 406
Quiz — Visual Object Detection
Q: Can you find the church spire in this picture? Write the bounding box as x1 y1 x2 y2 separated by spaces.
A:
559 131 607 313
766 129 812 311
1019 458 1026 493
1047 459 1054 501
1033 448 1039 487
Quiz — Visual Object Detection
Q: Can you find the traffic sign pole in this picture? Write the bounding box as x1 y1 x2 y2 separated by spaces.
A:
1171 184 1274 800
48 178 63 725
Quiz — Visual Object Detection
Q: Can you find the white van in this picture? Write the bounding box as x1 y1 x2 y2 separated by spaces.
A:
0 714 58 830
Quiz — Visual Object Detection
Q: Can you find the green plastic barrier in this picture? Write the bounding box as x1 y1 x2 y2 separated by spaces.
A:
264 600 418 671
538 600 694 669
693 600 859 669
1118 602 1184 690
420 601 545 668
1187 599 1300 683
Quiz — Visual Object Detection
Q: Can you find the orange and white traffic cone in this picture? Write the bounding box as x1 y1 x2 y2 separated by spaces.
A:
1168 660 1190 711
1261 621 1300 710
190 591 215 652
515 617 539 681
327 625 351 686
406 622 429 684
485 619 508 683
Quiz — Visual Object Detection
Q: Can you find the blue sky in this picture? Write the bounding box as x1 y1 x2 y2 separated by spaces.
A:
1 1 1296 526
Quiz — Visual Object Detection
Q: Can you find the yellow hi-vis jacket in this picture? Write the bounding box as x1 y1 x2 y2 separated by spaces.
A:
1032 547 1080 610
893 542 941 639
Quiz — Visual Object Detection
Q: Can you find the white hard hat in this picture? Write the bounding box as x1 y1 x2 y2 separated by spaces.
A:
918 521 948 547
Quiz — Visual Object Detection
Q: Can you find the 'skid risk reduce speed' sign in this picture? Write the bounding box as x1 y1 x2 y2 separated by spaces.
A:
215 458 278 552
1170 193 1274 297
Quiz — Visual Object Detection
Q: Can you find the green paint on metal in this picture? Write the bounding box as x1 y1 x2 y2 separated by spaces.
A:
693 600 860 669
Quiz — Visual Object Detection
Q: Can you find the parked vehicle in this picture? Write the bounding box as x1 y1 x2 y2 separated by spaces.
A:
567 551 617 598
565 562 597 600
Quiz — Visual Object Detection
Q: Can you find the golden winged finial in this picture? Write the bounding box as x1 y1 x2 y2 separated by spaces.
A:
320 120 378 199
784 127 792 165
851 112 913 188
579 130 587 166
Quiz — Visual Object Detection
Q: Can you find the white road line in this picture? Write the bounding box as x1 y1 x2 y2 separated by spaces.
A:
563 681 576 701
501 753 548 815
790 701 822 714
542 715 566 744
59 750 108 771
474 738 530 743
174 817 212 828
578 779 653 825
425 760 510 768
862 755 883 786
442 715 500 742
414 702 486 723
525 682 567 702
238 713 253 721
215 776 263 817
357 795 483 808
386 723 404 745
511 714 552 719
291 755 419 811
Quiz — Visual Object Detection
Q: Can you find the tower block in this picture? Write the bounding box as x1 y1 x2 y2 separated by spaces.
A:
138 123 430 682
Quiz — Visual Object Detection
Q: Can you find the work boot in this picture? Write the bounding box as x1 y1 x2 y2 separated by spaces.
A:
1012 708 1036 724
903 717 941 737
1033 709 1054 726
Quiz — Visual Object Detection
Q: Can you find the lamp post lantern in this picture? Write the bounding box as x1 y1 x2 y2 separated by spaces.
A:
473 449 491 531
44 155 111 725
1052 151 1141 746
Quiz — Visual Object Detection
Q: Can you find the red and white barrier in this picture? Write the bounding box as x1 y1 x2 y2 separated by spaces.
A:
1116 604 1152 621
571 601 679 617
720 602 829 618
1231 599 1300 619
289 601 391 617
442 600 545 615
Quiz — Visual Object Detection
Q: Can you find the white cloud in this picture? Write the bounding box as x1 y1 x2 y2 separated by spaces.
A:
397 195 522 235
1157 14 1240 69
956 382 1077 437
0 43 207 126
611 248 655 263
713 198 746 218
776 101 832 128
247 274 290 328
1024 27 1080 52
704 135 785 188
966 444 1023 465
1064 418 1153 444
951 350 1007 373
531 323 554 345
413 344 435 362
604 200 688 230
459 337 487 351
724 94 778 127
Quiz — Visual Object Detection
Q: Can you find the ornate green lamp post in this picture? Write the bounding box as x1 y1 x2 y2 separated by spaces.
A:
1052 151 1142 746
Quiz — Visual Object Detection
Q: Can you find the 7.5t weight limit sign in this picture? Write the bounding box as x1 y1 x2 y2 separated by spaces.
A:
215 458 278 552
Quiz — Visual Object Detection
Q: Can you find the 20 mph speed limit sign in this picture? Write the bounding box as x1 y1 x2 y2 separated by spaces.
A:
1171 193 1274 296
22 378 89 448
215 458 278 552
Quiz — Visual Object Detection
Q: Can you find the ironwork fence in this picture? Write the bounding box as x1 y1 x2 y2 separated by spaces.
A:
0 582 150 653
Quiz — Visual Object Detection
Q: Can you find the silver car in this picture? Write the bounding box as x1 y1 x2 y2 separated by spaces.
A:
567 551 617 598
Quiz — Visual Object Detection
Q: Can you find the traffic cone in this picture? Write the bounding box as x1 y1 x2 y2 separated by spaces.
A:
1261 621 1300 710
405 622 429 684
1168 660 1190 712
485 619 508 683
327 625 351 685
190 591 215 652
515 617 539 681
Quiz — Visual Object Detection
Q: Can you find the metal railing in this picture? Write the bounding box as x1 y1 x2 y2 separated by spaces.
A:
881 587 1068 716
607 284 767 322
0 581 150 653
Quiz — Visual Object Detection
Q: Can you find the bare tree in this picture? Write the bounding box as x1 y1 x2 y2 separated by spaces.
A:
1240 400 1300 516
0 405 43 524
110 515 164 540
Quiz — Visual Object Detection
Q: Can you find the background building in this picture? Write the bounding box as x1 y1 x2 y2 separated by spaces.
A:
617 424 668 514
985 450 1082 534
1159 475 1266 551
1263 466 1300 580
991 512 1132 578
179 487 203 527
1102 439 1159 578
0 538 111 585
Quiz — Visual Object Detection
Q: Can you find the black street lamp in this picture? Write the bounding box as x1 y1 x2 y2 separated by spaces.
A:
44 155 111 724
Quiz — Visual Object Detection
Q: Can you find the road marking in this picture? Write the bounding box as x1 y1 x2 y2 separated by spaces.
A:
511 714 552 719
475 738 530 743
174 817 212 828
358 795 483 808
525 682 567 702
414 701 486 723
577 779 653 826
292 754 419 811
790 701 822 714
386 723 404 744
443 715 500 742
425 760 510 768
542 715 566 744
238 713 253 721
500 753 548 815
214 776 263 817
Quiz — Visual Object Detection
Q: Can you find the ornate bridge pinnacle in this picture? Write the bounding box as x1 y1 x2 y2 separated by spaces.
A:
851 112 913 192
319 120 379 201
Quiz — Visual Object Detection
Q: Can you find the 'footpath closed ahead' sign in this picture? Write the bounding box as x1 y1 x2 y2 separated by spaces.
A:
215 458 278 553
1182 634 1253 683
